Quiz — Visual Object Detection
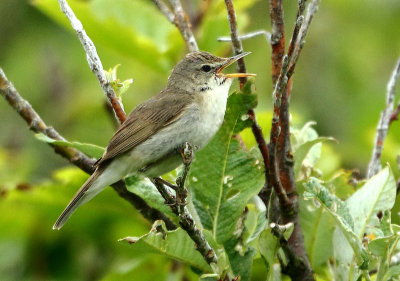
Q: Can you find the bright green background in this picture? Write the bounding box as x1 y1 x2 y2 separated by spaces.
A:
0 0 400 280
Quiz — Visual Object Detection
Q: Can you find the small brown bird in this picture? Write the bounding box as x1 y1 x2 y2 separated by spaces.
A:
53 51 254 229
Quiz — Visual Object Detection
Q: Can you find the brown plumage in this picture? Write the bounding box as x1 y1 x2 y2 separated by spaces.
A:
96 90 193 166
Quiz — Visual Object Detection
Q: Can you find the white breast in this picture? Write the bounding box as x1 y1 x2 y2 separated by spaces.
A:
192 79 231 147
121 79 232 177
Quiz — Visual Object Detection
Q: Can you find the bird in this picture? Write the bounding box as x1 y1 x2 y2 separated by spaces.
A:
53 51 254 230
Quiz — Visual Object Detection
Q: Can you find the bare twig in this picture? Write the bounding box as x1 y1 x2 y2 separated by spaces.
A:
57 0 126 124
224 0 247 87
223 0 270 192
0 68 176 231
218 30 271 44
154 0 199 52
153 0 175 23
170 0 199 52
287 0 321 79
367 58 400 178
152 143 218 266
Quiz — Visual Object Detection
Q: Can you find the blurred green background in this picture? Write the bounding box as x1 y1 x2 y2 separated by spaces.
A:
0 0 399 280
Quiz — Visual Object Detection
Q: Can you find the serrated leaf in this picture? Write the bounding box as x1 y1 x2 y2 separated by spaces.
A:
330 167 395 280
120 220 211 273
189 90 263 245
35 133 105 158
303 178 369 270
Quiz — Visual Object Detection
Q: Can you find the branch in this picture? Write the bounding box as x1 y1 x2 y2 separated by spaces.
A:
154 0 199 52
272 0 320 204
265 1 321 280
57 0 126 124
268 0 321 220
287 0 321 79
218 30 271 44
389 101 400 125
152 143 218 266
153 0 175 23
223 0 270 199
367 58 400 178
0 68 176 231
269 0 285 85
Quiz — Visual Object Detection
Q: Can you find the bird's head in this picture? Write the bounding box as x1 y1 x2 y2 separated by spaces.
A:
167 51 255 92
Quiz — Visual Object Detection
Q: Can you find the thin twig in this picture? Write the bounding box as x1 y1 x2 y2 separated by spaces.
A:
367 58 400 178
218 30 271 44
166 0 199 52
287 0 321 79
0 68 176 231
223 0 270 193
153 0 175 23
224 0 246 87
152 144 218 265
57 0 126 124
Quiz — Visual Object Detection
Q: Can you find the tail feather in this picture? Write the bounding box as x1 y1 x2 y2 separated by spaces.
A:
53 168 105 230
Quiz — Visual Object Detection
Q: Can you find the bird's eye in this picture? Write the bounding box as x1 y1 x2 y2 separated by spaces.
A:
201 65 211 72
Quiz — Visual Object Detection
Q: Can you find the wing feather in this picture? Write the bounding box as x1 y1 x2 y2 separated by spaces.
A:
96 90 192 166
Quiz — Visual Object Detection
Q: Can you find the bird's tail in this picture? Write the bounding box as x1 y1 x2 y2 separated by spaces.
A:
53 167 107 230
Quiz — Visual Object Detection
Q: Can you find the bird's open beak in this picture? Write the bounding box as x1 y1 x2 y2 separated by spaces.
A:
216 52 256 78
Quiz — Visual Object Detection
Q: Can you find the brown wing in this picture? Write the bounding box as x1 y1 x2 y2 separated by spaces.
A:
96 90 192 166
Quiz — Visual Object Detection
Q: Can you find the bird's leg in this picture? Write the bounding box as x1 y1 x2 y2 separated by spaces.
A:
175 142 193 210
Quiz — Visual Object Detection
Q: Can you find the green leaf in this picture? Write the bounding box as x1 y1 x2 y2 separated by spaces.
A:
299 185 335 269
223 237 256 281
245 196 267 244
105 64 133 97
325 170 356 200
294 137 336 180
331 166 395 280
125 175 175 219
258 228 281 281
35 133 105 158
189 90 263 244
346 166 396 238
33 0 178 72
303 178 369 270
384 265 400 280
369 236 396 257
120 220 211 273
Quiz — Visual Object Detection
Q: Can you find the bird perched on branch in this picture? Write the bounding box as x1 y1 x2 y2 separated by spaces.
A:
53 51 254 229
